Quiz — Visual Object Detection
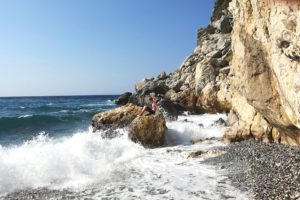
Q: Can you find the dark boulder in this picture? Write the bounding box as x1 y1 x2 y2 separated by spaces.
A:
115 92 132 105
159 99 184 121
212 118 227 126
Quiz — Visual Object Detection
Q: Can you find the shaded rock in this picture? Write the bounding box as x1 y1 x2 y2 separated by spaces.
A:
212 14 233 34
198 123 204 128
129 111 166 148
223 127 253 144
128 93 139 105
136 80 170 96
115 92 132 105
212 118 227 126
211 0 232 21
157 71 167 80
166 80 184 92
158 99 183 121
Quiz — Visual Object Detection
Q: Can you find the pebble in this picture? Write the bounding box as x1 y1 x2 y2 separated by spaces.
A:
203 139 300 200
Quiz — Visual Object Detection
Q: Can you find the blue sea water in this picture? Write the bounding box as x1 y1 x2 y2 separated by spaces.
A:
0 95 117 146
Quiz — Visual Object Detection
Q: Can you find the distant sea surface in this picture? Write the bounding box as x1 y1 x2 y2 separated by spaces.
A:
0 95 117 146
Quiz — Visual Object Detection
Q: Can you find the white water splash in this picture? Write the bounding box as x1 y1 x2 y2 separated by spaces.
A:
0 114 248 199
17 114 33 119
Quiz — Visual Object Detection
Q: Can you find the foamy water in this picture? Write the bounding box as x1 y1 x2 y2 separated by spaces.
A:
0 114 248 199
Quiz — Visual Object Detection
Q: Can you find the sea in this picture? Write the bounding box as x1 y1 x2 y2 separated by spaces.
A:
0 95 248 199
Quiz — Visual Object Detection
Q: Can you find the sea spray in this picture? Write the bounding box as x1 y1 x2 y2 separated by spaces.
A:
0 128 144 194
0 114 248 199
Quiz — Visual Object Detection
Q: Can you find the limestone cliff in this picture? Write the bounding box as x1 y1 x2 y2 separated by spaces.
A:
226 0 300 146
126 0 300 147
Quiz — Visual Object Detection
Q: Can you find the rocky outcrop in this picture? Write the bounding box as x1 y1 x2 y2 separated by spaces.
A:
129 113 166 147
92 103 166 147
92 103 142 133
224 0 300 146
131 0 233 115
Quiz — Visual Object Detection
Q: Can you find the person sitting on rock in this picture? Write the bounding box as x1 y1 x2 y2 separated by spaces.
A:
139 97 157 116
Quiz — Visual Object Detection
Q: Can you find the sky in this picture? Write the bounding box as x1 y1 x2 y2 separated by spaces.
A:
0 0 215 97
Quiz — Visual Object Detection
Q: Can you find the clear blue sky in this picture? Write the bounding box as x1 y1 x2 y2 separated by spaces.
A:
0 0 215 97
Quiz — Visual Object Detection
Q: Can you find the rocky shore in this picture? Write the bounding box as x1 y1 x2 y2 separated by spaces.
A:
203 140 300 200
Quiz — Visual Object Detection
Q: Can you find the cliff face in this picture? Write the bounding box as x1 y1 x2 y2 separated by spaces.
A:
226 0 300 146
133 0 233 115
131 0 300 147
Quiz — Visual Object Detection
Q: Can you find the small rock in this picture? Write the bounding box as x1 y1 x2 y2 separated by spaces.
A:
212 118 227 126
187 150 206 159
191 138 203 144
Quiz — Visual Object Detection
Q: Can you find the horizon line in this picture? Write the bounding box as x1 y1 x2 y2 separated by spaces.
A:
0 94 122 98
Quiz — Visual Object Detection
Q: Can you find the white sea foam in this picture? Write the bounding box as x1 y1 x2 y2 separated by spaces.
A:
17 114 32 119
0 114 248 199
83 102 115 107
165 113 227 145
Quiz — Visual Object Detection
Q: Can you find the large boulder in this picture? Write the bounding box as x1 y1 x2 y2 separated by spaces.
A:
92 104 142 137
129 112 167 148
115 92 132 105
135 79 169 96
92 103 166 147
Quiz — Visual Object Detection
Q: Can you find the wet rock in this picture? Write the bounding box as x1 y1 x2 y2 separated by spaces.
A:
115 92 132 105
129 111 166 148
158 99 183 121
92 104 167 148
187 150 205 158
198 123 204 128
212 118 227 126
188 149 225 159
191 138 203 144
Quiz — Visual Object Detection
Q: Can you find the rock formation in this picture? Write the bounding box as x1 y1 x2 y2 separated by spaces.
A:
92 104 166 147
126 0 300 147
225 0 300 146
129 113 166 148
115 92 132 105
131 0 233 116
